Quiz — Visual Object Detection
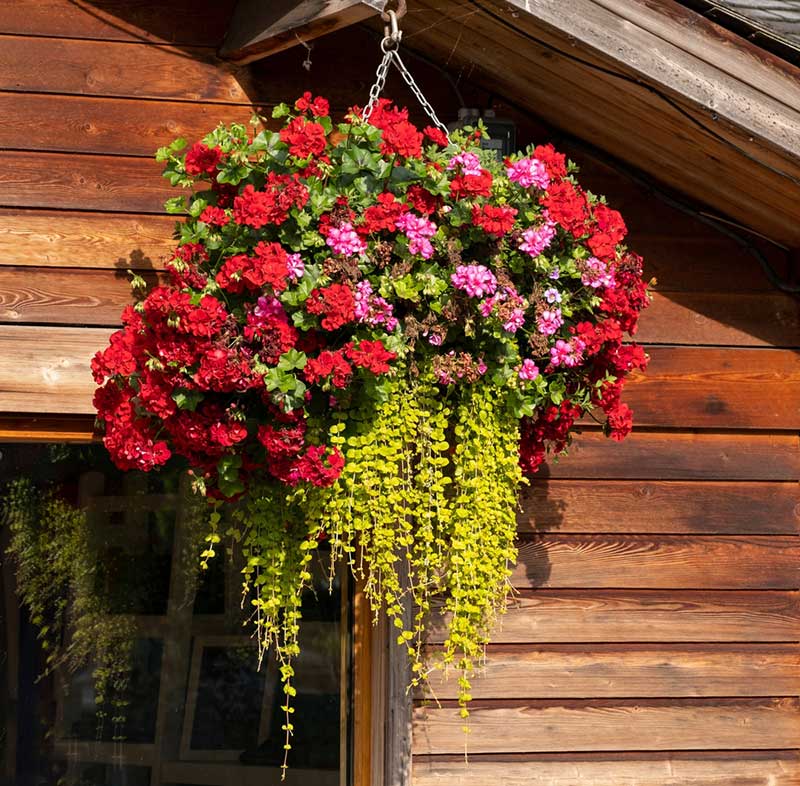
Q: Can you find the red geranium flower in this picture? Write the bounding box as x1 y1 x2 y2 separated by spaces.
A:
280 115 328 159
423 126 449 146
405 184 442 215
450 169 493 199
306 283 356 331
345 340 395 374
471 203 518 238
184 142 223 176
533 143 567 180
381 119 423 158
305 350 353 388
541 180 589 237
359 192 409 235
295 91 330 117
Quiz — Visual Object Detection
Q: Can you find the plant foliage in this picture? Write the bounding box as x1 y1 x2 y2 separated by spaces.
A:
91 94 650 769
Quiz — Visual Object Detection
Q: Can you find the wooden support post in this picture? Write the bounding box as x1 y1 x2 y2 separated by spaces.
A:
352 576 374 786
220 0 387 64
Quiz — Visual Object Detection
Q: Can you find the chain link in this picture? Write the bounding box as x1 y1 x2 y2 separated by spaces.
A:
391 50 451 139
362 48 394 124
362 26 452 143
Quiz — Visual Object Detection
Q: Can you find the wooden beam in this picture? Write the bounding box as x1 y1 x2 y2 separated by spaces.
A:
501 0 800 162
413 698 800 754
0 415 96 442
220 0 386 64
352 575 374 786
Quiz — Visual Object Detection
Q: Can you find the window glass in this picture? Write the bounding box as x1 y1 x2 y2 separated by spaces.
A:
0 443 348 786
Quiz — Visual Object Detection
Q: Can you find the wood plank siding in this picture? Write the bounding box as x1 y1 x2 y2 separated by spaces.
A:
415 161 800 782
0 5 797 785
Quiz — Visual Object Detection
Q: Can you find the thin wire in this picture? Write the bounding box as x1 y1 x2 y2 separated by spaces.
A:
294 33 313 72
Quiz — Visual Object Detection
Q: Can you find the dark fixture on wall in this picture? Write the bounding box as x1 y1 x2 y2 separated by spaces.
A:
448 107 517 159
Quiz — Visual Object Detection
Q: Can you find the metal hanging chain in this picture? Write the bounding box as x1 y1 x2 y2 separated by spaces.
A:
362 4 451 141
391 50 450 138
363 48 394 122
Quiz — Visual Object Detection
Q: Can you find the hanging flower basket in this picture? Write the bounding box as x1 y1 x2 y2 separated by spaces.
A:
92 87 649 766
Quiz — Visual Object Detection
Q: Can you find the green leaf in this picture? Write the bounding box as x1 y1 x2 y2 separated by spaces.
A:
421 275 448 298
393 274 422 301
172 389 203 411
189 198 209 218
216 454 244 497
291 310 317 330
340 147 381 174
216 164 250 185
389 166 422 184
164 196 187 214
250 129 282 154
352 173 382 196
277 349 308 372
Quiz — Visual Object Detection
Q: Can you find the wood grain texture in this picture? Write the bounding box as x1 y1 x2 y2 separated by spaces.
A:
542 430 800 481
412 752 800 785
626 235 784 293
622 347 800 429
0 0 236 46
0 151 170 213
0 326 110 413
3 329 799 427
518 480 800 534
0 35 254 103
637 292 800 347
6 268 798 350
584 0 800 101
427 590 800 643
412 698 800 754
0 267 152 325
423 644 800 699
511 535 800 589
353 576 374 786
521 150 790 294
0 209 176 269
0 415 96 442
222 0 382 63
0 93 252 157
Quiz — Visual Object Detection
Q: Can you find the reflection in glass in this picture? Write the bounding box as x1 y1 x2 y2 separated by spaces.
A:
0 443 347 786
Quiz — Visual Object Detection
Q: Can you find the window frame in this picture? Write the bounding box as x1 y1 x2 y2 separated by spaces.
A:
0 414 384 786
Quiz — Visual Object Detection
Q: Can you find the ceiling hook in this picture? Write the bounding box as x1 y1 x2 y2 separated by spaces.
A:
381 8 403 51
381 0 407 22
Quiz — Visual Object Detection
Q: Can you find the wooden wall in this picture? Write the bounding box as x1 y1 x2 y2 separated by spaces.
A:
413 161 800 784
0 5 798 785
0 0 256 414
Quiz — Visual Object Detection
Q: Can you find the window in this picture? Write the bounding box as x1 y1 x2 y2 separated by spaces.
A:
0 439 362 786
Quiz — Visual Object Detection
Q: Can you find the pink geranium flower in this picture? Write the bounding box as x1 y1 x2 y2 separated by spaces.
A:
518 359 540 380
537 308 563 335
326 222 366 256
451 264 498 298
506 157 550 190
520 221 557 257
